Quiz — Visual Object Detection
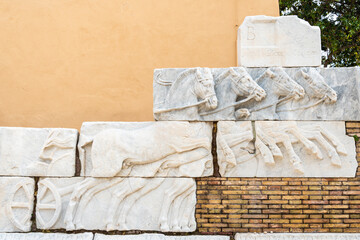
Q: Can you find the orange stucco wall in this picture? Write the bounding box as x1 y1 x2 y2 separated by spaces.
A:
0 0 279 129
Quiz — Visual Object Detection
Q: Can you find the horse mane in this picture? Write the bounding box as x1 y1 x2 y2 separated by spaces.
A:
155 68 196 86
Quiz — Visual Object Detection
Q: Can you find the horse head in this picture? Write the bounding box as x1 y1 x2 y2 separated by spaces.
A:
193 67 218 110
229 67 266 101
300 68 337 103
266 67 305 100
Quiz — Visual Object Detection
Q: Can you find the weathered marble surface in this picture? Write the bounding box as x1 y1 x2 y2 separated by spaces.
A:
79 122 213 177
95 233 229 240
154 67 360 121
0 177 34 232
217 121 357 177
36 177 196 232
235 233 360 240
0 233 93 240
237 15 321 67
0 127 78 176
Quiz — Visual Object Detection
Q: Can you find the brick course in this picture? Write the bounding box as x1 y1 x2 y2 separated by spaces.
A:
196 122 360 235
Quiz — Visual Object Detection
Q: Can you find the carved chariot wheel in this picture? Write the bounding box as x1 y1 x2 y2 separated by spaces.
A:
6 178 34 231
36 179 62 229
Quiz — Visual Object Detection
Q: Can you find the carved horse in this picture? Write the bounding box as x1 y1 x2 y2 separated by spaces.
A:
242 67 305 120
64 178 195 232
277 67 337 119
79 121 211 177
153 67 218 120
199 67 266 120
217 121 348 176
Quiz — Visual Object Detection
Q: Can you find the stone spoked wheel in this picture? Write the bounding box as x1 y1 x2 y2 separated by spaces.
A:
6 179 34 231
36 179 62 229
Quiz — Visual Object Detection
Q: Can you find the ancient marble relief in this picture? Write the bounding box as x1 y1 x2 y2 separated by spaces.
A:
235 233 360 240
0 177 34 232
36 177 196 232
0 127 78 176
217 121 357 177
95 233 230 240
154 67 360 121
0 233 93 240
79 122 213 177
237 15 321 67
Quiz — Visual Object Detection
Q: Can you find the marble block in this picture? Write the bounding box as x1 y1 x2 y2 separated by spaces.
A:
0 127 78 176
154 67 360 121
36 177 196 232
217 121 357 177
0 177 34 232
235 233 360 240
79 121 213 177
237 15 321 67
0 233 93 240
95 233 230 240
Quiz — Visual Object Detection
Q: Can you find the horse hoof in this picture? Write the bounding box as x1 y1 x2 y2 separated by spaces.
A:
65 222 75 231
160 223 170 232
293 161 304 174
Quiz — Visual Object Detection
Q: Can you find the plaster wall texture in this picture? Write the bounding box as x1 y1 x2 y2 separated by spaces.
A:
0 0 279 129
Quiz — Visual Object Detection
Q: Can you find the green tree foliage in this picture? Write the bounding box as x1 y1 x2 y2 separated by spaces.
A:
279 0 360 67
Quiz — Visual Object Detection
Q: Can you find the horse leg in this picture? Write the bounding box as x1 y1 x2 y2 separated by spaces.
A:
64 178 98 230
175 182 196 231
104 179 140 231
285 127 322 160
74 178 124 229
116 178 165 230
159 179 195 232
272 133 304 173
303 130 342 167
304 125 347 155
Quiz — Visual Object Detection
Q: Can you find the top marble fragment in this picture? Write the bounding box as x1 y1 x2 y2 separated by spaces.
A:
0 127 78 176
153 67 360 121
79 121 213 177
237 15 321 67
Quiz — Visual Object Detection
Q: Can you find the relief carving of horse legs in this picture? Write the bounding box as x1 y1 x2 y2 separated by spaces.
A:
271 132 304 173
302 125 347 155
105 179 140 231
73 178 125 229
256 128 282 164
172 182 196 231
285 127 323 160
170 137 210 154
159 179 194 232
116 178 165 230
64 178 99 230
301 130 342 166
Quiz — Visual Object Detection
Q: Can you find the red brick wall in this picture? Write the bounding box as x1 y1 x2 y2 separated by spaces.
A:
195 122 360 235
